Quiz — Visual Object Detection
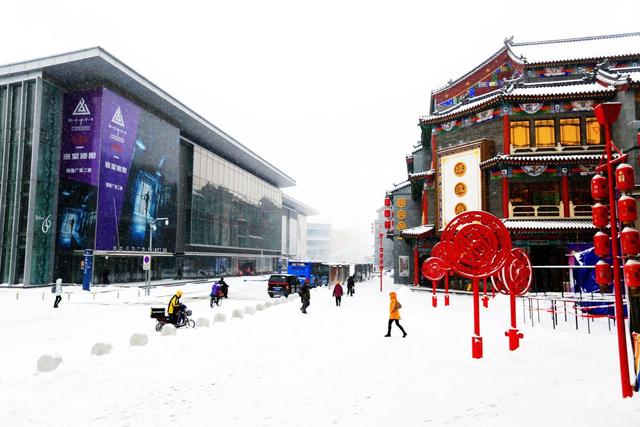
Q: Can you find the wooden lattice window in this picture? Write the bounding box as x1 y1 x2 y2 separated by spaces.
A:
534 119 555 147
559 118 581 146
586 117 602 145
510 120 530 148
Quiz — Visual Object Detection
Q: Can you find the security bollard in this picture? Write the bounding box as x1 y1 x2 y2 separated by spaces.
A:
505 328 523 351
444 294 450 306
472 335 483 359
482 295 489 308
432 295 437 308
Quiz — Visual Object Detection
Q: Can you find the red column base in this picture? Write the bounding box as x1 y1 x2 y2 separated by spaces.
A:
505 328 523 351
482 295 489 308
472 335 483 359
444 294 450 306
432 295 437 307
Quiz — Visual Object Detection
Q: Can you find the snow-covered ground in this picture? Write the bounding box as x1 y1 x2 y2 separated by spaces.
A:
1 276 639 426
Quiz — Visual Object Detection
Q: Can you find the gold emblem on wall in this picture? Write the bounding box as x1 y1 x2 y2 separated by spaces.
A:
396 198 407 208
454 162 466 177
397 210 407 220
454 182 467 197
455 203 467 214
397 222 407 231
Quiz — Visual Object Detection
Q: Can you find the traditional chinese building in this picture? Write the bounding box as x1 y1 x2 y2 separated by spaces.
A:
388 32 640 289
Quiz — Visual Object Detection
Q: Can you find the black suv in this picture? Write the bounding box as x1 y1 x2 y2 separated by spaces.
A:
268 274 301 298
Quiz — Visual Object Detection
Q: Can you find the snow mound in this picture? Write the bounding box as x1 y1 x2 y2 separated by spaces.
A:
264 300 273 307
129 333 148 347
255 303 265 311
244 306 255 315
232 309 244 319
91 342 113 356
213 313 226 323
37 354 63 373
278 296 287 303
196 317 210 328
161 324 177 336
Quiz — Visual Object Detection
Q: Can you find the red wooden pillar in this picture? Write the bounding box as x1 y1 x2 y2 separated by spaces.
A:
421 185 428 225
561 172 570 217
502 114 511 218
431 133 437 170
413 244 419 287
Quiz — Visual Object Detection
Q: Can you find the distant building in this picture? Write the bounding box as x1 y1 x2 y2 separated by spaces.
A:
282 194 318 261
307 223 332 261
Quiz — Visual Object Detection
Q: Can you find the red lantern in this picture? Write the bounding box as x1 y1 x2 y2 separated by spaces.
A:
591 174 608 200
617 195 637 223
384 220 391 229
623 259 640 288
384 197 391 207
620 227 640 256
615 163 635 192
594 231 610 257
384 209 391 218
595 260 613 285
592 203 609 228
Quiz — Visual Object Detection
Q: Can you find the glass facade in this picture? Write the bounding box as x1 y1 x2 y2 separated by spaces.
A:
191 145 282 251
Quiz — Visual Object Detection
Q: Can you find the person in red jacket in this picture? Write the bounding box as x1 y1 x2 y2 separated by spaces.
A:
332 282 344 306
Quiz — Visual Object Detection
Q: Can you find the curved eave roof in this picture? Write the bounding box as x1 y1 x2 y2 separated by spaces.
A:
431 47 508 95
420 91 503 125
409 170 435 180
0 47 295 188
480 153 605 169
596 67 640 88
506 32 640 66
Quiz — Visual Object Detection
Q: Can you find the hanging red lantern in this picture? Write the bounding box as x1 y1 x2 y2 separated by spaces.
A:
595 260 613 285
620 227 640 256
623 259 640 288
615 163 635 192
384 197 391 207
591 174 608 200
384 220 391 230
384 209 391 218
594 231 610 257
617 195 637 223
592 203 609 228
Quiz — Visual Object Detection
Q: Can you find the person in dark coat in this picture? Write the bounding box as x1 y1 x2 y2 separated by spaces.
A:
219 277 229 298
332 282 344 306
347 275 355 296
299 282 311 314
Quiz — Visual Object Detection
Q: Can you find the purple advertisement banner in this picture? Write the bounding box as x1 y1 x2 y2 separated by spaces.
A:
95 90 141 250
60 89 103 185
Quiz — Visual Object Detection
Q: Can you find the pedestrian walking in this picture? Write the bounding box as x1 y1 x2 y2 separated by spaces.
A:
219 277 229 298
347 275 355 296
384 291 407 337
53 278 63 308
332 282 344 306
299 282 311 314
210 281 221 307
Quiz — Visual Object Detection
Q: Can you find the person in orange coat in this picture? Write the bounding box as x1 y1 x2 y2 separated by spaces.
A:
384 291 407 337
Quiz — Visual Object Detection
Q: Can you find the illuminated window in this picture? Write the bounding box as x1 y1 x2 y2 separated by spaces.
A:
510 121 530 147
586 117 602 145
534 120 555 147
559 118 581 146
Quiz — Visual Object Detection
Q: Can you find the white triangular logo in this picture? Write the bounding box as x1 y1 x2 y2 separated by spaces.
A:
72 98 91 116
111 106 125 127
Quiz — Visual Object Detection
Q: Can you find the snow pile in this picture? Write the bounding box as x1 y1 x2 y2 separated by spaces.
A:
36 354 62 373
264 300 273 308
129 333 148 347
244 306 255 315
213 313 226 323
255 303 264 311
196 317 210 328
278 296 287 304
160 324 177 336
90 342 113 356
231 309 244 319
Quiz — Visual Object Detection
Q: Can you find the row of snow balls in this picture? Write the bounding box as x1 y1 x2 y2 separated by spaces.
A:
36 295 298 373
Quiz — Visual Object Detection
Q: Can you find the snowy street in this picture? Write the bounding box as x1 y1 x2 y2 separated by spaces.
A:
1 276 639 426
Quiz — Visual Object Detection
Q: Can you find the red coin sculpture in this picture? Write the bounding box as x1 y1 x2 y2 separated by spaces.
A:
431 241 453 306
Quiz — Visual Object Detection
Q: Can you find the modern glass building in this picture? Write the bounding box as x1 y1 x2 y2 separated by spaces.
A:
0 47 298 286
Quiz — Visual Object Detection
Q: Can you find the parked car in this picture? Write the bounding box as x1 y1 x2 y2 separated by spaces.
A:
268 274 301 298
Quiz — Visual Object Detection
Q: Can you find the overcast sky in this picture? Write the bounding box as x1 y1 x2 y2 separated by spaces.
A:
2 1 639 247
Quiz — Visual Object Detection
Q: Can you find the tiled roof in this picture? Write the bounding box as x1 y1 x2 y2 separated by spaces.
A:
596 66 640 87
480 153 604 169
508 82 615 98
420 90 503 124
503 219 595 232
390 180 411 193
409 170 435 180
431 47 508 94
411 145 425 154
507 32 640 65
401 224 435 238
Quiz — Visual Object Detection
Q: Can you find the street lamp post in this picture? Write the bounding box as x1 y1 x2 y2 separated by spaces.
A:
145 217 169 296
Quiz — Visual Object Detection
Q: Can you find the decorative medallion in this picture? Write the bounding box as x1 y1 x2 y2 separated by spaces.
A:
397 210 407 220
454 203 467 214
396 198 407 208
441 120 457 131
521 165 547 177
519 103 544 114
397 222 407 231
543 66 565 76
453 162 466 177
475 109 494 123
454 182 467 197
571 100 594 111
